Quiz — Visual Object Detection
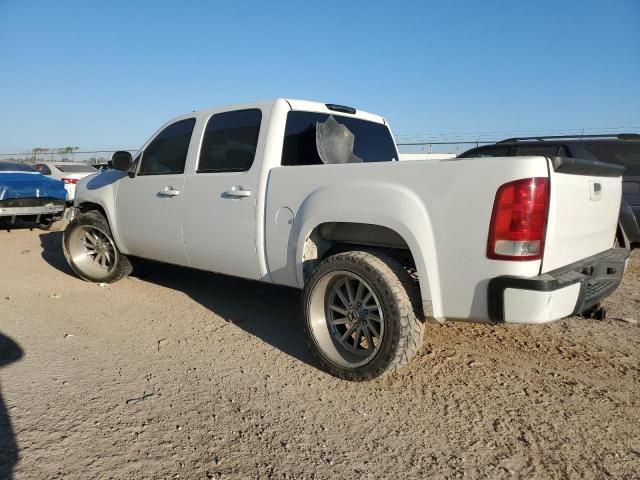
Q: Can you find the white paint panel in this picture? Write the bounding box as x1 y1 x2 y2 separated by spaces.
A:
265 156 549 321
543 163 621 272
503 283 581 324
399 153 456 161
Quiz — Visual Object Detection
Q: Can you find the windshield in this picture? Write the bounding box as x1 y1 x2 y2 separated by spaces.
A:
281 111 398 166
55 164 98 173
0 162 36 172
586 143 640 176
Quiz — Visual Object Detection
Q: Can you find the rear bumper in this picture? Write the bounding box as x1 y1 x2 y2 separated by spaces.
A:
488 248 629 324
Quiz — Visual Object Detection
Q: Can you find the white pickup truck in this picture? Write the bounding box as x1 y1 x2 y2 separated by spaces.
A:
63 98 628 381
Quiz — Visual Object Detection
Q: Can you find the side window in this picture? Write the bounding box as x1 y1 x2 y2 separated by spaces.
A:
198 109 262 173
138 118 196 175
516 145 565 157
460 146 512 158
586 143 640 175
34 164 52 175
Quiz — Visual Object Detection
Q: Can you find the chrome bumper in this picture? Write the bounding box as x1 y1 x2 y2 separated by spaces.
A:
0 204 65 217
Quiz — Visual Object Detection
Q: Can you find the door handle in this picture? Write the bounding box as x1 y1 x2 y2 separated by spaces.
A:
223 186 252 199
158 186 181 197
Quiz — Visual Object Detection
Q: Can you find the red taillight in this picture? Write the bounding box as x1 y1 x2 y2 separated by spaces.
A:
487 177 549 261
62 178 78 185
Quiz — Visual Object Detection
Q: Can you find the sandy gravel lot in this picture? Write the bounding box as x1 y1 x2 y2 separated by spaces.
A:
1 228 639 479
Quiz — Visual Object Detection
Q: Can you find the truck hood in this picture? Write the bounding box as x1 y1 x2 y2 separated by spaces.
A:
0 172 67 201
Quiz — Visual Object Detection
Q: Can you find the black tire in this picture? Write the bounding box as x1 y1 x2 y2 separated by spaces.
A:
37 219 54 231
63 211 132 283
302 250 424 381
37 217 65 231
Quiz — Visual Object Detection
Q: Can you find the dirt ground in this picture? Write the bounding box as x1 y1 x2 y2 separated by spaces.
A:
0 228 639 479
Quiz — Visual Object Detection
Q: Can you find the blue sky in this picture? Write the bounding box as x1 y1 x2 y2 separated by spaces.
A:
0 0 638 152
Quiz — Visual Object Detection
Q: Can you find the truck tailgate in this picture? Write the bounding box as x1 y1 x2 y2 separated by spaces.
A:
542 157 624 273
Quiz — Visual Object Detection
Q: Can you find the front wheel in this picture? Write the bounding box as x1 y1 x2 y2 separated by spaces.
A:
63 211 132 283
302 250 424 381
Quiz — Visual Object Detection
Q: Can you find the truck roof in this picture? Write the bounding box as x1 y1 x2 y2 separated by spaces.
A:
191 98 387 126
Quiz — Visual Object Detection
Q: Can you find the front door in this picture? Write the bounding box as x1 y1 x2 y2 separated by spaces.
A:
116 118 196 266
182 109 263 279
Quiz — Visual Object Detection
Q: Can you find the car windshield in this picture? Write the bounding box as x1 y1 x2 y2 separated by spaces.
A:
55 164 98 173
586 143 640 176
0 162 36 172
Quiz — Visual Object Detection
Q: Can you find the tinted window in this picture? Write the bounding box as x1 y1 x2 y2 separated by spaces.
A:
586 143 640 176
55 164 98 173
34 164 52 175
281 112 397 166
0 161 36 172
139 118 196 175
129 153 141 174
459 146 511 158
516 145 568 157
198 110 261 173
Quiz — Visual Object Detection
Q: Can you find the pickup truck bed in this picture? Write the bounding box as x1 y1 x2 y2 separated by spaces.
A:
265 154 626 323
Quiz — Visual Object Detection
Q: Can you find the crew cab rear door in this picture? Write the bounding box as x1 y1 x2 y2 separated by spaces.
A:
182 108 264 280
541 158 624 272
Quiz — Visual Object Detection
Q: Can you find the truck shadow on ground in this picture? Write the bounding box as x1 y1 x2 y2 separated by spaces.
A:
38 231 75 276
0 333 23 480
136 261 316 367
38 232 317 369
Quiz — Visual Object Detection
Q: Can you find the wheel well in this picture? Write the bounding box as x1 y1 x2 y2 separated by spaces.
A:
77 202 107 219
302 222 418 280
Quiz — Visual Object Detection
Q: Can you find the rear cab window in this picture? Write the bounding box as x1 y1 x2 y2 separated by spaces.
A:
281 111 398 166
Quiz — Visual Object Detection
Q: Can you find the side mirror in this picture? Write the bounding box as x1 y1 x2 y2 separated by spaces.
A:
111 151 133 171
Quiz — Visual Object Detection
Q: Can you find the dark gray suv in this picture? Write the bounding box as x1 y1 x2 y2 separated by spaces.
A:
459 134 640 249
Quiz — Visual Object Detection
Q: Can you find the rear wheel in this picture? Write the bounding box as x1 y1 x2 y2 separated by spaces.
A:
63 211 132 283
303 250 424 381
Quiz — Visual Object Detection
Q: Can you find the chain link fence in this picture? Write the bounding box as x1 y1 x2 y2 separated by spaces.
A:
0 150 136 166
395 140 495 156
3 128 639 164
1 142 484 166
